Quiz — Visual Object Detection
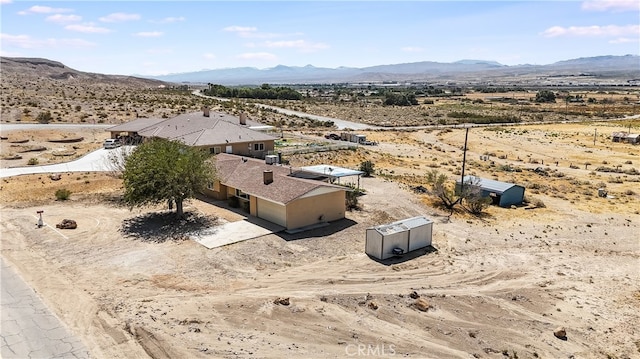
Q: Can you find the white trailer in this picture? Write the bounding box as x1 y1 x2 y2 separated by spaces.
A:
365 216 433 260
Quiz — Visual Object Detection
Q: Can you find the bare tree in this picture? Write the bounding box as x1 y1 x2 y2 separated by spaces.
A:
425 169 460 211
459 177 491 215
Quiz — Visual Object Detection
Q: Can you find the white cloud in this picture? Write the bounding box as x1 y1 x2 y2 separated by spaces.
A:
134 31 163 38
609 37 639 43
150 16 185 24
223 25 257 33
203 53 216 60
1 33 95 48
46 14 81 24
1 0 14 4
99 12 140 23
223 25 299 39
581 0 640 12
401 46 425 53
263 40 329 52
18 5 73 15
541 24 639 37
65 24 112 34
236 52 277 61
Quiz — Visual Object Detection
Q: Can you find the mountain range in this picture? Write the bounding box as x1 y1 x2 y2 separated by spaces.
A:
2 55 638 87
143 55 640 86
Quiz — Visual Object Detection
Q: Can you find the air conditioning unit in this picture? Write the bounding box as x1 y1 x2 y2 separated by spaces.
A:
265 155 279 165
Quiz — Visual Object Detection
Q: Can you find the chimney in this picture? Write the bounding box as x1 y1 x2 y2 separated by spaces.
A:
263 170 273 185
239 113 247 125
203 106 210 117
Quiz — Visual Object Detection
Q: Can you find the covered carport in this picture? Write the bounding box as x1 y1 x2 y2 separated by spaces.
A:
293 164 364 189
106 118 164 144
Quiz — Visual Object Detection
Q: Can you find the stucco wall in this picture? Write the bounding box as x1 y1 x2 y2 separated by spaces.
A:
201 140 275 159
201 182 227 200
285 190 345 230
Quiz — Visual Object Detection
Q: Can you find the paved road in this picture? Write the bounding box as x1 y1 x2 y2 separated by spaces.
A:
1 258 90 359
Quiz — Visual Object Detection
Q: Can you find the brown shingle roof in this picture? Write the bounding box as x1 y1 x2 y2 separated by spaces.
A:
215 154 345 204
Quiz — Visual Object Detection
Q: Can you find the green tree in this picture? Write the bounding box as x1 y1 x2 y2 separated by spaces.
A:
359 160 375 177
122 138 216 218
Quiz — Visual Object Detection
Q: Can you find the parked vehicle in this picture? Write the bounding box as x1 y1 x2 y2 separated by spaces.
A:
325 133 341 140
103 138 121 149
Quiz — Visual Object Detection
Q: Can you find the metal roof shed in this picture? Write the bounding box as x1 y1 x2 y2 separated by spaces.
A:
365 216 433 260
457 176 525 207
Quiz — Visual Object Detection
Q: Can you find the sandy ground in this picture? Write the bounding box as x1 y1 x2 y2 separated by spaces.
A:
1 126 639 359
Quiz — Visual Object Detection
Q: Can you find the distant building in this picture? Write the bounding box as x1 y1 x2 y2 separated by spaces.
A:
456 176 525 207
611 132 640 144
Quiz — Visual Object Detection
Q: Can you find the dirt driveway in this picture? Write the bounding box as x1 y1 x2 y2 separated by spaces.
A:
1 171 639 359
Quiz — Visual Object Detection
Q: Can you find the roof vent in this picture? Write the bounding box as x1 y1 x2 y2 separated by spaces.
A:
240 113 247 125
263 170 273 185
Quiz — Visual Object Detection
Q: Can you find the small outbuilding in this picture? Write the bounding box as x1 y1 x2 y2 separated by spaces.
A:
365 216 433 260
456 176 525 207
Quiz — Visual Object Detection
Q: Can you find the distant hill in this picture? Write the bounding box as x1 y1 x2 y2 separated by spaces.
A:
0 57 168 88
142 55 640 86
2 55 638 87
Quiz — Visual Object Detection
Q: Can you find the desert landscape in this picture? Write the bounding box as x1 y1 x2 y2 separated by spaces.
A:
2 115 639 359
1 57 640 359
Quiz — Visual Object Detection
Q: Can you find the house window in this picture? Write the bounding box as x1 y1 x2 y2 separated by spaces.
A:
253 143 264 151
235 189 249 200
210 146 221 154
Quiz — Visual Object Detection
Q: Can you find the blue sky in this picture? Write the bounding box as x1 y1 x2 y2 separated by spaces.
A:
1 1 638 76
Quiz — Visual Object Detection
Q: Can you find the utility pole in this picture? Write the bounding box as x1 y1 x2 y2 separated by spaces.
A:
459 127 469 199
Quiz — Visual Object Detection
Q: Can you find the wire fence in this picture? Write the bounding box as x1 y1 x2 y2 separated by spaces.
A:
274 143 358 155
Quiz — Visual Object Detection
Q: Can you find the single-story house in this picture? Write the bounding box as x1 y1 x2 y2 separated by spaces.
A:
456 176 525 207
107 109 277 158
204 153 347 231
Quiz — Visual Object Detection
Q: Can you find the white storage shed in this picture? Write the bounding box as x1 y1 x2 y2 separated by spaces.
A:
365 216 433 260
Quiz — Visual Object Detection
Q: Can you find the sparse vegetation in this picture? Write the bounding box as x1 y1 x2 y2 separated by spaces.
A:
55 188 71 200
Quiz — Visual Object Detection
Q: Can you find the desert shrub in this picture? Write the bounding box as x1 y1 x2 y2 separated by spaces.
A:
27 158 39 165
625 189 635 196
345 189 362 211
36 111 52 124
359 160 375 177
533 199 546 208
55 188 71 201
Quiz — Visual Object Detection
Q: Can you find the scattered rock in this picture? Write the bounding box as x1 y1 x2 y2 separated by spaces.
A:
553 326 567 340
56 219 77 229
409 291 420 299
50 173 62 181
368 302 378 310
274 297 290 306
414 298 432 312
